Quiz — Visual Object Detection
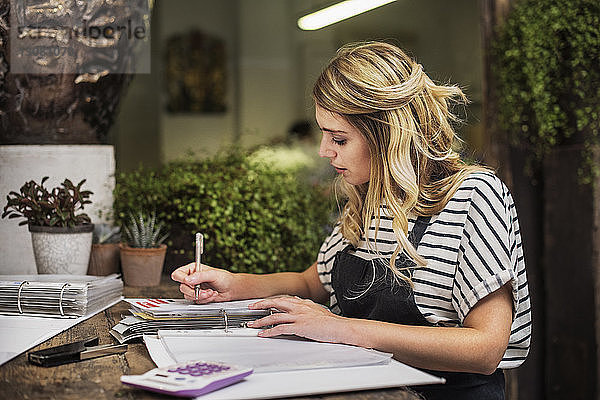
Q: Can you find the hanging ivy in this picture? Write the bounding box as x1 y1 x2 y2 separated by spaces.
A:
493 0 600 183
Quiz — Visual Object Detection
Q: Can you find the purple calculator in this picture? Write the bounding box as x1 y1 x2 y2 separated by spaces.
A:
120 360 253 397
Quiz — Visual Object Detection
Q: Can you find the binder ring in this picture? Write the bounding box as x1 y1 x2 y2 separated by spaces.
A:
221 309 229 333
17 281 29 314
59 283 71 316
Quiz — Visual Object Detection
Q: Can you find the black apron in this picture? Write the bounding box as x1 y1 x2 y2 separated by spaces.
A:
330 216 505 400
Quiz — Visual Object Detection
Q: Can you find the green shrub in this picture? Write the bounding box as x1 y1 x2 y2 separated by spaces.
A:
493 0 600 182
113 150 334 274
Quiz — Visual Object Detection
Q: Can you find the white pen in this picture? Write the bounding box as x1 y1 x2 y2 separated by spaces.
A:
194 233 203 300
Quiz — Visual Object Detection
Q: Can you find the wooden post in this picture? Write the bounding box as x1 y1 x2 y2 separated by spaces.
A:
479 0 511 181
480 1 545 399
543 145 598 400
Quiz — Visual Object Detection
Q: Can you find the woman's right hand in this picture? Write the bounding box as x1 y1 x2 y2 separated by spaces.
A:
171 263 238 304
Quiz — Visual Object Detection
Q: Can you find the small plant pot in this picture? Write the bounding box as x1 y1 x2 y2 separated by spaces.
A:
87 243 121 276
120 243 167 287
29 224 94 275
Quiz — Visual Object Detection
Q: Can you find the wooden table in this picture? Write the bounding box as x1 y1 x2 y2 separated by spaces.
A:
0 276 420 400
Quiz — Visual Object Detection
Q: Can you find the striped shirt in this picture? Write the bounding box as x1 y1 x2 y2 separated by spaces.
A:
317 172 531 369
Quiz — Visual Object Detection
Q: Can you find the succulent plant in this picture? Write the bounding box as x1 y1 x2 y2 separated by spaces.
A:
122 211 169 248
2 177 93 228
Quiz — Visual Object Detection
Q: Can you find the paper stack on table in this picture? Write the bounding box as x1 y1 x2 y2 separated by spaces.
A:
110 299 271 343
0 274 123 318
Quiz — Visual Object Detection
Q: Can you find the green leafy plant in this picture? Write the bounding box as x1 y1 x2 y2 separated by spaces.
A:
113 149 334 274
122 212 169 248
493 0 600 183
2 177 93 227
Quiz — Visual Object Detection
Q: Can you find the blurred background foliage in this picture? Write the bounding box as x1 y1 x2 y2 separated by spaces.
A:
113 148 335 274
493 0 600 183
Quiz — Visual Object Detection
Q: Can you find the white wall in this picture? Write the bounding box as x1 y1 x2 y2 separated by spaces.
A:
111 0 484 167
159 0 240 161
237 0 297 147
0 146 115 274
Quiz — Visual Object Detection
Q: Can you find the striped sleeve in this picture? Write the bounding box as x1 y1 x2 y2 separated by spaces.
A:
316 223 344 313
452 174 516 320
451 173 531 368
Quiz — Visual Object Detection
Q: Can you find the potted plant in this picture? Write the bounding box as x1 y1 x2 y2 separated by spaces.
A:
87 223 121 276
120 211 169 286
2 177 94 274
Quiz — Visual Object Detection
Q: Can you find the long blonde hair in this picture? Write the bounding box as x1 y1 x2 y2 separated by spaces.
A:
313 41 490 280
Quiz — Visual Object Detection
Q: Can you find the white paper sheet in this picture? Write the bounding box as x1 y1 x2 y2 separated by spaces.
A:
143 335 445 400
0 297 122 366
158 331 393 373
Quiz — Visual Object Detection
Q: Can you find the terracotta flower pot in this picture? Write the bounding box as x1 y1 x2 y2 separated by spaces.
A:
119 243 167 287
87 243 121 276
29 224 94 274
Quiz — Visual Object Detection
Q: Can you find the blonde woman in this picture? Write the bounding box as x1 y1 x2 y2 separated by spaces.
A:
171 42 531 399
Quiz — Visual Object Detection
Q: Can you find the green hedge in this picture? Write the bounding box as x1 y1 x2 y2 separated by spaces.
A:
113 150 334 274
493 0 600 182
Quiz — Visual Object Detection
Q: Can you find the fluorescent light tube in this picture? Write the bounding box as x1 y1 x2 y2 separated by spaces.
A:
298 0 397 31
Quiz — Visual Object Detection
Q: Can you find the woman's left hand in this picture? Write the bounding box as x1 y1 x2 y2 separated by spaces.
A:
247 296 348 343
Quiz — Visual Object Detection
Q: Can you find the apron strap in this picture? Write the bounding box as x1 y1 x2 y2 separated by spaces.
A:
340 215 431 254
407 215 432 248
340 243 355 253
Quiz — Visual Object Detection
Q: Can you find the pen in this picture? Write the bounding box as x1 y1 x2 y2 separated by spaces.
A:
194 233 203 300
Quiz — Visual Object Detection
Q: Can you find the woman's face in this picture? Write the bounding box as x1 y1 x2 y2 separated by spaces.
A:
316 105 371 185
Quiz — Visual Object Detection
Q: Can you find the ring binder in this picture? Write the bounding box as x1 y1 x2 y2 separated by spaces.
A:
17 281 29 314
0 274 123 318
59 283 71 316
221 309 229 333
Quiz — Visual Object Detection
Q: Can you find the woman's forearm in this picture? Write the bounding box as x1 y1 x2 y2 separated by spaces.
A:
247 284 512 374
337 284 513 374
234 271 310 299
339 318 505 374
233 262 325 302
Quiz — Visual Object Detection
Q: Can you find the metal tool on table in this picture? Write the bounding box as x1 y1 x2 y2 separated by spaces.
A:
28 336 127 367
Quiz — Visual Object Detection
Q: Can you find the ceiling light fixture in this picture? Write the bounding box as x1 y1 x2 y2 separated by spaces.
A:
297 0 397 31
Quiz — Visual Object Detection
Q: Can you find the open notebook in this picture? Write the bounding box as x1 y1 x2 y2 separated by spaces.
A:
144 330 445 399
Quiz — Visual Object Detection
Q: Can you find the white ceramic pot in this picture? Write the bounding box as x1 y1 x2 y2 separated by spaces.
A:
29 224 94 274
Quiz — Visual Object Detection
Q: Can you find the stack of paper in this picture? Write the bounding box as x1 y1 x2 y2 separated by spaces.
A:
0 274 123 318
110 299 271 343
125 298 269 319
